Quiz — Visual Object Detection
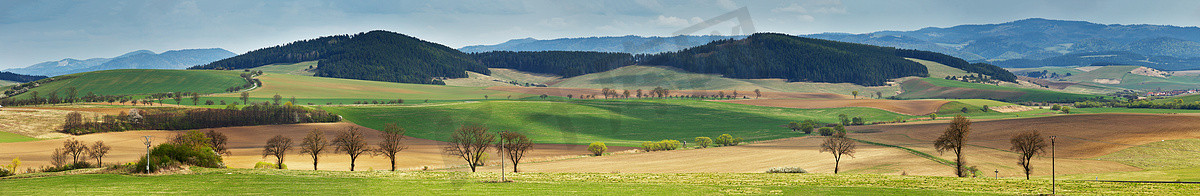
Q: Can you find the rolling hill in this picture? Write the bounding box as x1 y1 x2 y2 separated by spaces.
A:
193 30 487 84
1010 65 1200 91
0 71 48 83
897 78 1108 102
4 49 235 76
6 69 246 100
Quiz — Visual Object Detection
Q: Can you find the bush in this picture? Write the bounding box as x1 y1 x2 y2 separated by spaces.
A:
588 142 607 156
41 162 93 173
694 137 713 148
765 167 808 173
818 127 835 136
641 140 682 151
1051 104 1061 111
133 143 224 173
1061 107 1071 114
0 167 12 177
851 117 865 125
254 161 287 169
714 134 741 146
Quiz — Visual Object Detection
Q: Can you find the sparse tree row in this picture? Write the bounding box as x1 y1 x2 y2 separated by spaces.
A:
60 104 339 135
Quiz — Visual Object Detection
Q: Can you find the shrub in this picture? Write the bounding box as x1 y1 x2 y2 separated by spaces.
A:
835 125 846 135
1051 104 1061 111
1061 107 1071 114
133 143 224 173
588 142 607 156
765 167 808 173
715 134 739 146
641 140 682 151
254 161 287 169
851 117 865 125
818 127 835 136
694 137 713 148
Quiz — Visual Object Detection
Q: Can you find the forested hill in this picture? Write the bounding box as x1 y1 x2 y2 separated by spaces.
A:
192 30 486 84
893 49 1017 82
0 71 47 83
638 33 929 86
471 51 634 77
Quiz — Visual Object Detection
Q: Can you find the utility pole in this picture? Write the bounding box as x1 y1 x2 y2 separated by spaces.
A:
498 137 506 182
1050 136 1056 195
143 136 152 173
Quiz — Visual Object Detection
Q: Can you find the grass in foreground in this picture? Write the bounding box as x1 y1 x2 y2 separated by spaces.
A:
3 168 1194 195
325 99 912 146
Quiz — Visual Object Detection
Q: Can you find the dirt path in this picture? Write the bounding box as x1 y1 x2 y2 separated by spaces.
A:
716 99 950 115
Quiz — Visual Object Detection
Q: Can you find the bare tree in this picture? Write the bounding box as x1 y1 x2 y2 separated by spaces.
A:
88 141 111 166
62 138 88 167
754 89 761 99
1010 130 1047 180
299 129 328 170
376 124 408 171
332 127 371 171
205 130 230 155
262 135 292 169
820 131 857 174
445 124 495 172
497 131 533 172
935 115 972 177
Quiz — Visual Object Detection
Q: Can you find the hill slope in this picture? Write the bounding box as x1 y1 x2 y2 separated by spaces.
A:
193 30 486 84
4 49 235 76
640 33 929 86
897 78 1106 102
7 69 246 100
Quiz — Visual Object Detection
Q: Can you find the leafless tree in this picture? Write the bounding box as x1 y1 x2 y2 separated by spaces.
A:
445 124 495 172
332 127 371 171
820 131 856 174
88 141 111 166
262 135 292 169
497 131 533 172
935 115 972 177
205 130 230 155
376 123 408 171
62 138 88 167
1010 130 1048 180
299 129 328 170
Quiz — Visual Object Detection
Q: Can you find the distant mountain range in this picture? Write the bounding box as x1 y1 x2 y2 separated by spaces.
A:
805 18 1200 70
4 48 236 76
459 35 746 54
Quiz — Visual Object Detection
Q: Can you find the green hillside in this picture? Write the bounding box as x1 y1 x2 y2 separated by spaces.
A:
897 78 1107 102
255 61 317 76
551 66 764 91
1012 66 1200 91
906 58 968 78
210 73 529 101
10 69 245 99
325 99 912 146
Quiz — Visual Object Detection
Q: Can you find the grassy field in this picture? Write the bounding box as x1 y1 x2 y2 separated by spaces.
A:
325 99 913 146
1098 139 1200 170
0 131 37 143
255 61 317 76
1012 65 1200 91
1071 107 1200 114
1156 94 1200 103
10 69 246 99
209 73 531 101
906 58 969 78
898 78 1108 102
2 168 1194 195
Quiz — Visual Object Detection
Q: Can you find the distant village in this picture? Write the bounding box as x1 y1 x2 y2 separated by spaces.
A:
1146 89 1200 97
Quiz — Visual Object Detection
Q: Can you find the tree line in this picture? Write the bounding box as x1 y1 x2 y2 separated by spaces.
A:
894 49 1017 82
470 51 634 77
60 105 339 135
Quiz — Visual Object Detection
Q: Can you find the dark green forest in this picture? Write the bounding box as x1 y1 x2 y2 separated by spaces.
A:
637 33 929 86
192 30 487 84
0 71 47 83
893 49 1017 82
471 51 634 77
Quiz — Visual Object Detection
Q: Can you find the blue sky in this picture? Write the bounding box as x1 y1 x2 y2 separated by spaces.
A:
2 0 1200 69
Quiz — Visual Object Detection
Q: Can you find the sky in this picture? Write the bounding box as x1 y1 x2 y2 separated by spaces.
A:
3 0 1200 69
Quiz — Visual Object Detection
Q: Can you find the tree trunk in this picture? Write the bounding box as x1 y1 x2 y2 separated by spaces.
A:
834 155 841 174
277 156 285 169
350 157 356 171
389 156 396 171
312 155 319 171
513 163 519 173
955 148 964 177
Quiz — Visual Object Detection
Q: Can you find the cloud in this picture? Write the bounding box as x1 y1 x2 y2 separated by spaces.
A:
652 15 694 27
805 0 846 14
797 15 815 22
772 3 808 13
715 0 738 10
540 17 568 27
